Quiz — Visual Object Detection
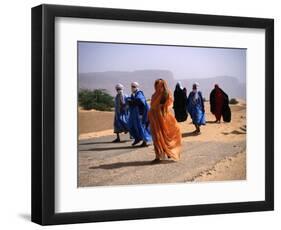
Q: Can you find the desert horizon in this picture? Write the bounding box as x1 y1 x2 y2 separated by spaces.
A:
79 70 246 100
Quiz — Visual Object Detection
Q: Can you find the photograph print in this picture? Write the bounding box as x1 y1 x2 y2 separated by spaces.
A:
78 42 246 187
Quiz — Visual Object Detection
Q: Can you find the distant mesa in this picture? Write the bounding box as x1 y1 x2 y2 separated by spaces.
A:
79 70 246 100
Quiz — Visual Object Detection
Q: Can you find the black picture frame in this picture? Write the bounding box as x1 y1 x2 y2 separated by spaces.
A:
31 4 274 225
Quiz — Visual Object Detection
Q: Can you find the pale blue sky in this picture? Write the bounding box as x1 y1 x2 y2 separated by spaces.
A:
78 42 246 82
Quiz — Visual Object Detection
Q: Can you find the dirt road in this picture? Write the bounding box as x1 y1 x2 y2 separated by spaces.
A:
79 133 246 187
78 102 246 186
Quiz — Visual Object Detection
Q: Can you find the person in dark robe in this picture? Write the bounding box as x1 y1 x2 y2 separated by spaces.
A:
187 83 206 134
112 83 129 142
173 81 188 122
127 82 151 147
210 84 231 123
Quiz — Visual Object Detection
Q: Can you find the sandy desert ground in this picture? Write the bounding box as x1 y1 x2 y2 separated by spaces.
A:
78 100 246 186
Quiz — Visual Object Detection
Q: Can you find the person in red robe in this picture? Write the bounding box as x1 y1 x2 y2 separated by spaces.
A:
210 84 230 123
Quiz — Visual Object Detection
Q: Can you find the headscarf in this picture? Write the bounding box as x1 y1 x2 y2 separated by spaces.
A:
192 82 199 101
214 83 223 98
131 82 139 88
115 83 124 90
131 82 139 94
193 82 199 89
115 83 124 96
175 81 184 91
151 79 172 115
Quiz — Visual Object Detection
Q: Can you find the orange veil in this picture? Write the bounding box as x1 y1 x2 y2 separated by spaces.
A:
148 79 182 160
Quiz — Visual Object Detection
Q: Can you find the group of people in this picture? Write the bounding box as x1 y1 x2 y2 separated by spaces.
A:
113 79 231 163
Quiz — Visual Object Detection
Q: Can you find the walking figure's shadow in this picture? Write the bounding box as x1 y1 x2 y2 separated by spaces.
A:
90 160 175 170
80 145 144 152
79 140 130 146
182 132 200 137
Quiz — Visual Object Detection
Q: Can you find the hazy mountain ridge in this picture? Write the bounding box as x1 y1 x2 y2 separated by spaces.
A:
79 70 246 100
180 76 246 100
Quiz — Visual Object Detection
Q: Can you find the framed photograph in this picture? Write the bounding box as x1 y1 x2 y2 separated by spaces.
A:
31 4 274 225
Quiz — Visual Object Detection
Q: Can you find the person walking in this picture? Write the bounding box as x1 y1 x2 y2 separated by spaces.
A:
127 82 151 147
112 83 129 142
173 81 188 122
187 83 206 134
148 79 182 163
210 84 231 123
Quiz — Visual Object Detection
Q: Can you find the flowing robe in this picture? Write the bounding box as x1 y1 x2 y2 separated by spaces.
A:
210 88 231 122
148 82 182 160
173 87 188 122
187 91 206 125
127 90 151 142
114 93 129 133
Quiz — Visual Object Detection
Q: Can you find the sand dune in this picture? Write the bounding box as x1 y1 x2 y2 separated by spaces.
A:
79 109 114 135
79 101 246 143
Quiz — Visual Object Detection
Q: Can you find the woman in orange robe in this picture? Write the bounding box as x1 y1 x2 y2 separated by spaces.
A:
148 79 182 163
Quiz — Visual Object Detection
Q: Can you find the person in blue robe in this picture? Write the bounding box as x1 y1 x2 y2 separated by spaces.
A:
126 82 151 147
187 83 206 134
113 83 129 143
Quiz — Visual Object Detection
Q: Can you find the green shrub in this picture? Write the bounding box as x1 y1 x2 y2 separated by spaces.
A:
78 89 114 111
229 98 239 105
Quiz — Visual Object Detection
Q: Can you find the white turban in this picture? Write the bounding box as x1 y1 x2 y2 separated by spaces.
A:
131 82 140 88
115 83 124 90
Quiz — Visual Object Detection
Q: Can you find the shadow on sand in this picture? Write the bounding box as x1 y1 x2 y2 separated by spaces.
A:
182 131 200 138
89 160 175 170
222 130 246 135
205 120 218 124
79 140 131 145
80 145 146 152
